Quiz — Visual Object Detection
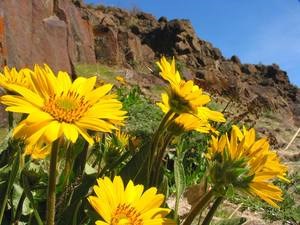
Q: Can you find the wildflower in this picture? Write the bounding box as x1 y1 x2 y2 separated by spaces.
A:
207 126 288 208
115 130 129 148
1 65 127 145
168 114 215 135
115 75 126 85
104 130 129 165
157 92 225 134
157 57 219 115
88 176 176 225
232 125 289 183
0 66 32 91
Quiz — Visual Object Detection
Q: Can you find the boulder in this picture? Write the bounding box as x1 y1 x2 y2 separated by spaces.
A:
1 0 95 73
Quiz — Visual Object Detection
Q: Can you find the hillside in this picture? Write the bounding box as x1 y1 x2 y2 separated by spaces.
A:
0 1 299 121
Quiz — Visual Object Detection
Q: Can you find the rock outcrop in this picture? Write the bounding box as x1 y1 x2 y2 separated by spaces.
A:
0 1 299 124
0 0 95 74
85 5 299 124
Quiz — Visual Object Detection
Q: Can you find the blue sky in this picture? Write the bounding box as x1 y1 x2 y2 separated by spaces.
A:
85 0 300 87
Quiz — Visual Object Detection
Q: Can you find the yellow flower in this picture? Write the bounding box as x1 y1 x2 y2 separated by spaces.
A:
0 66 32 91
169 114 215 134
207 126 288 208
1 65 127 145
157 93 225 134
88 176 176 225
157 57 219 115
24 140 51 159
156 57 181 87
231 125 289 182
115 130 129 148
115 76 126 85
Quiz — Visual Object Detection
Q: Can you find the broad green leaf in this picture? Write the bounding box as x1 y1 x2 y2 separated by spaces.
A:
174 157 186 221
120 144 150 186
174 158 186 198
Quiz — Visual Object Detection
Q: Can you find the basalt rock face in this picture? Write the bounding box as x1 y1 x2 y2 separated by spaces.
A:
85 5 299 123
0 1 299 124
0 0 95 74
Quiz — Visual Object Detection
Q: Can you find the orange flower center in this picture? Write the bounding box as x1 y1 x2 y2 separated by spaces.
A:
111 203 142 225
43 92 90 123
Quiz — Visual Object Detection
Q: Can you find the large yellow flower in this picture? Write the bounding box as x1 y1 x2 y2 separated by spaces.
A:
232 125 289 182
1 65 127 145
157 92 225 134
157 57 215 114
88 176 176 225
207 126 288 208
0 66 32 91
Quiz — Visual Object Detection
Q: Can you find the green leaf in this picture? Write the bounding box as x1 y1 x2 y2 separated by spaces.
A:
120 144 150 186
174 157 185 221
0 149 20 224
57 172 97 225
216 217 247 225
21 173 44 225
159 175 169 198
174 158 185 198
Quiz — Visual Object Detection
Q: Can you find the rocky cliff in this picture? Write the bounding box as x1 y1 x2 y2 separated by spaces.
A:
0 0 299 124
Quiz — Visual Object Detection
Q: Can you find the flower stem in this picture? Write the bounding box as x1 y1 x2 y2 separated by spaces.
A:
152 133 173 186
182 189 214 225
8 112 13 130
201 196 224 225
46 139 60 225
148 110 175 183
77 141 89 176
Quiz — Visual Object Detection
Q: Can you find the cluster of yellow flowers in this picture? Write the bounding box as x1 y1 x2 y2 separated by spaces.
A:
155 57 287 210
0 58 288 225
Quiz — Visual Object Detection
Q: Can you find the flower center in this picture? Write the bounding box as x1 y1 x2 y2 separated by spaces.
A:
111 203 143 225
43 92 90 123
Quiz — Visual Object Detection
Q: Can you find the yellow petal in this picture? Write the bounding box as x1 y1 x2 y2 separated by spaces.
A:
62 123 79 143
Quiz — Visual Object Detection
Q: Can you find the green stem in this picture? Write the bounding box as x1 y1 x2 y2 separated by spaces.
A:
97 133 105 174
148 110 175 181
8 111 13 130
0 150 20 224
62 144 73 188
201 197 223 225
46 140 60 225
182 189 214 225
78 141 89 176
14 191 26 222
152 133 173 186
22 174 44 225
72 200 82 225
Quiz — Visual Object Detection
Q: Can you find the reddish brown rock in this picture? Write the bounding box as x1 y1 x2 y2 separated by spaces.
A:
1 0 95 74
94 25 120 64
